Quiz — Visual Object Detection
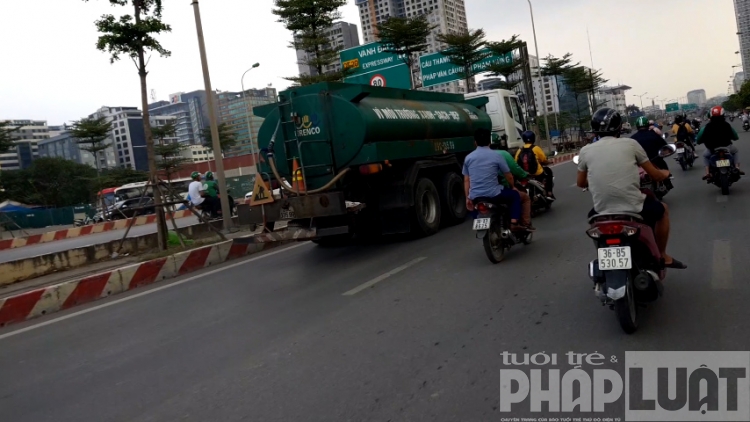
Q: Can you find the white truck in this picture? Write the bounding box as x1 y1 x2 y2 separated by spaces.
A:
465 89 526 150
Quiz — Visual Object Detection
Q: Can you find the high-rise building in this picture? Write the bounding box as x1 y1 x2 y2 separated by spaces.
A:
0 119 49 170
38 129 118 169
735 0 750 78
355 0 470 93
296 21 360 77
148 90 210 145
734 71 746 93
687 89 707 106
217 87 278 157
88 106 156 171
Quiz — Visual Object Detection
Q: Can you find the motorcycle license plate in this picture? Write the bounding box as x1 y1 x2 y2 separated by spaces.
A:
280 208 296 219
676 148 685 154
716 159 731 168
597 247 632 270
473 218 491 230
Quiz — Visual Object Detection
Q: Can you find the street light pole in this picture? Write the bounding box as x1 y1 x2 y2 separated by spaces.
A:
241 63 260 171
192 0 232 230
526 0 551 152
636 92 648 111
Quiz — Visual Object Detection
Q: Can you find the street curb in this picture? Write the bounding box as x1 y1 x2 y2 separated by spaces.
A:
548 152 577 167
0 237 291 327
0 210 193 252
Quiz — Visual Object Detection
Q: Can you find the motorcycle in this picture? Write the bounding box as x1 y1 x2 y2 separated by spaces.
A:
640 167 671 200
472 199 532 264
580 144 676 334
518 177 552 216
707 147 741 195
743 121 749 132
200 193 236 220
673 140 695 171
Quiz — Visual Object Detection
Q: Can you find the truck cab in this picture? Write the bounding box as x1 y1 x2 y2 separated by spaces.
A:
465 89 526 150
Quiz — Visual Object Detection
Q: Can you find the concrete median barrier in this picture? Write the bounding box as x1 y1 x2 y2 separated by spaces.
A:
0 210 194 252
0 219 228 287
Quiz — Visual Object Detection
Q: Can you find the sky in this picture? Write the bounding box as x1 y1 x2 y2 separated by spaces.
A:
0 0 741 124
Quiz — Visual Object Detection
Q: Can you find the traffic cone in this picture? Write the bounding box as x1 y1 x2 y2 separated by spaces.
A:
292 158 306 193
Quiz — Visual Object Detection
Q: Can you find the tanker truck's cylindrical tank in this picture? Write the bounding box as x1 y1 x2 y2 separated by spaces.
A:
254 83 492 190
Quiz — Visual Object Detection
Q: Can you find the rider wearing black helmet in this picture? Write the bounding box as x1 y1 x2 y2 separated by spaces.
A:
514 130 555 200
576 108 686 269
631 116 669 170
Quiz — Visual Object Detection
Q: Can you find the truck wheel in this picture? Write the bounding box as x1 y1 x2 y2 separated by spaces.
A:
440 172 467 225
413 178 441 236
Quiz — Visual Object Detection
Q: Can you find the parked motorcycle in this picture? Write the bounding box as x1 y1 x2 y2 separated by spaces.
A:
673 140 695 171
707 147 741 195
472 199 532 264
582 144 676 333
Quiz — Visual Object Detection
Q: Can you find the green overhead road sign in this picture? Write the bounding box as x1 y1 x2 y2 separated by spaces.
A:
665 103 680 112
340 42 411 89
419 49 513 88
343 64 412 89
680 103 698 111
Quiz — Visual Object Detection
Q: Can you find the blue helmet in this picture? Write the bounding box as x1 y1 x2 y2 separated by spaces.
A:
521 130 536 144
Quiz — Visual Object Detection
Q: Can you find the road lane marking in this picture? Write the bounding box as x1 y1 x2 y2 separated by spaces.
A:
717 196 728 203
0 242 310 341
342 257 426 296
711 240 733 290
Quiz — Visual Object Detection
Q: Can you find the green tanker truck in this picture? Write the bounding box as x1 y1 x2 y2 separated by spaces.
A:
242 82 521 245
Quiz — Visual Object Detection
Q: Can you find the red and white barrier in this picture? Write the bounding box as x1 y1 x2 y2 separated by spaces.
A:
0 210 194 252
0 238 285 327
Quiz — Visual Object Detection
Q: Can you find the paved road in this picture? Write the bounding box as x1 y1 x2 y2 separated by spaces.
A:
2 123 750 421
0 215 199 264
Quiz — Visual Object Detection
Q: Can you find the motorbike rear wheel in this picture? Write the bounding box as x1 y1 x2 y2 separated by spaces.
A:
679 157 687 171
482 218 505 264
614 275 638 334
721 174 731 195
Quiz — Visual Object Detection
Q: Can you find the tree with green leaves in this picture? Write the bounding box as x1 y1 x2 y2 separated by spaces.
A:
541 53 579 128
436 28 487 93
485 35 524 90
584 68 609 110
68 117 111 170
84 0 172 250
0 158 98 208
273 0 348 85
560 66 594 133
153 122 190 189
68 116 113 212
375 15 436 89
201 123 237 156
0 121 19 154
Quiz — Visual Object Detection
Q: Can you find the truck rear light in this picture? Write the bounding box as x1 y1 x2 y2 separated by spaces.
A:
359 164 383 175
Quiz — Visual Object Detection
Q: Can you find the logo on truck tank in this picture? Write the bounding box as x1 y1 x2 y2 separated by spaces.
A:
294 114 321 136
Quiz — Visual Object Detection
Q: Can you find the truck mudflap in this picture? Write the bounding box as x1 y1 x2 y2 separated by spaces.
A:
235 225 351 244
237 192 364 225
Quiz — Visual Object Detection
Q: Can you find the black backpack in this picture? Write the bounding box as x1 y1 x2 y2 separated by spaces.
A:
518 146 539 174
676 123 689 141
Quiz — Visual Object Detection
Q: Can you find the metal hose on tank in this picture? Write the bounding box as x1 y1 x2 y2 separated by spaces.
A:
265 120 350 195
